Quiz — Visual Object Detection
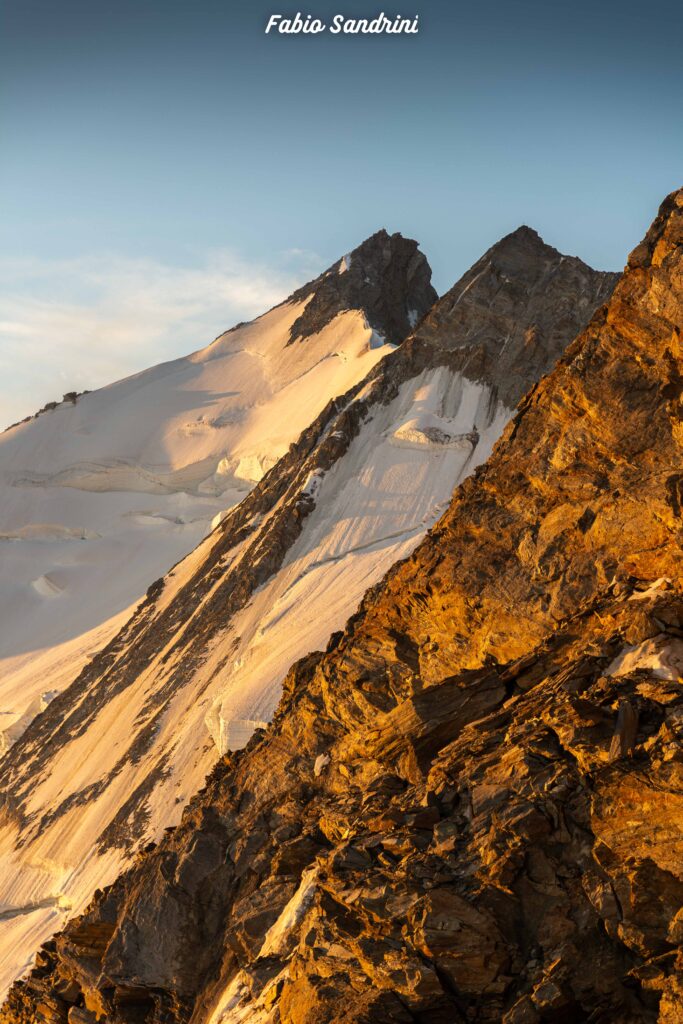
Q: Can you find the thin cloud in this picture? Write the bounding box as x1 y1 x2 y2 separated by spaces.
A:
0 250 311 429
280 246 323 268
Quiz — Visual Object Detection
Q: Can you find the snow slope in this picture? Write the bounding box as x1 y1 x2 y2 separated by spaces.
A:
0 299 399 747
204 367 510 751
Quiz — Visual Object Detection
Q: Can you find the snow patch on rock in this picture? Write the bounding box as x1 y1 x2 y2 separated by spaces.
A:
205 702 269 754
211 510 230 531
207 971 272 1024
606 635 683 680
301 470 325 499
628 578 674 601
258 866 319 959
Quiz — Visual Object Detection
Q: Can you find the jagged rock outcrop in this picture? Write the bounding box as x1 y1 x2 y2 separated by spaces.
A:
2 391 91 436
418 224 619 407
3 189 680 1022
285 229 437 345
0 225 616 1001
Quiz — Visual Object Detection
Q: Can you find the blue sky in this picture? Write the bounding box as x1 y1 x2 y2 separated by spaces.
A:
1 0 682 427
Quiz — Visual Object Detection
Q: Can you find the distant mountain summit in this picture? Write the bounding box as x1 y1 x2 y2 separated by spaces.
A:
0 221 617 1003
418 223 620 405
286 228 437 345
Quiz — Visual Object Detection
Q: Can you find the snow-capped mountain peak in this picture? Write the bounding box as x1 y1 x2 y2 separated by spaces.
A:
0 231 435 757
0 224 617 999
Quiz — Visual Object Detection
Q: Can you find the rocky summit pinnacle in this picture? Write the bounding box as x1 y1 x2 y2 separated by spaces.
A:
286 228 438 346
417 224 620 407
3 191 682 1024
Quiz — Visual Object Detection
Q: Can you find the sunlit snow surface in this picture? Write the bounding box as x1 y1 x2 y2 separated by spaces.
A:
0 299 393 745
0 320 512 996
206 369 510 749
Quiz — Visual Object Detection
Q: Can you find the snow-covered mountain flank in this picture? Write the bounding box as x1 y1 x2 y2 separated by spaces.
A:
0 224 616 999
0 229 435 756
